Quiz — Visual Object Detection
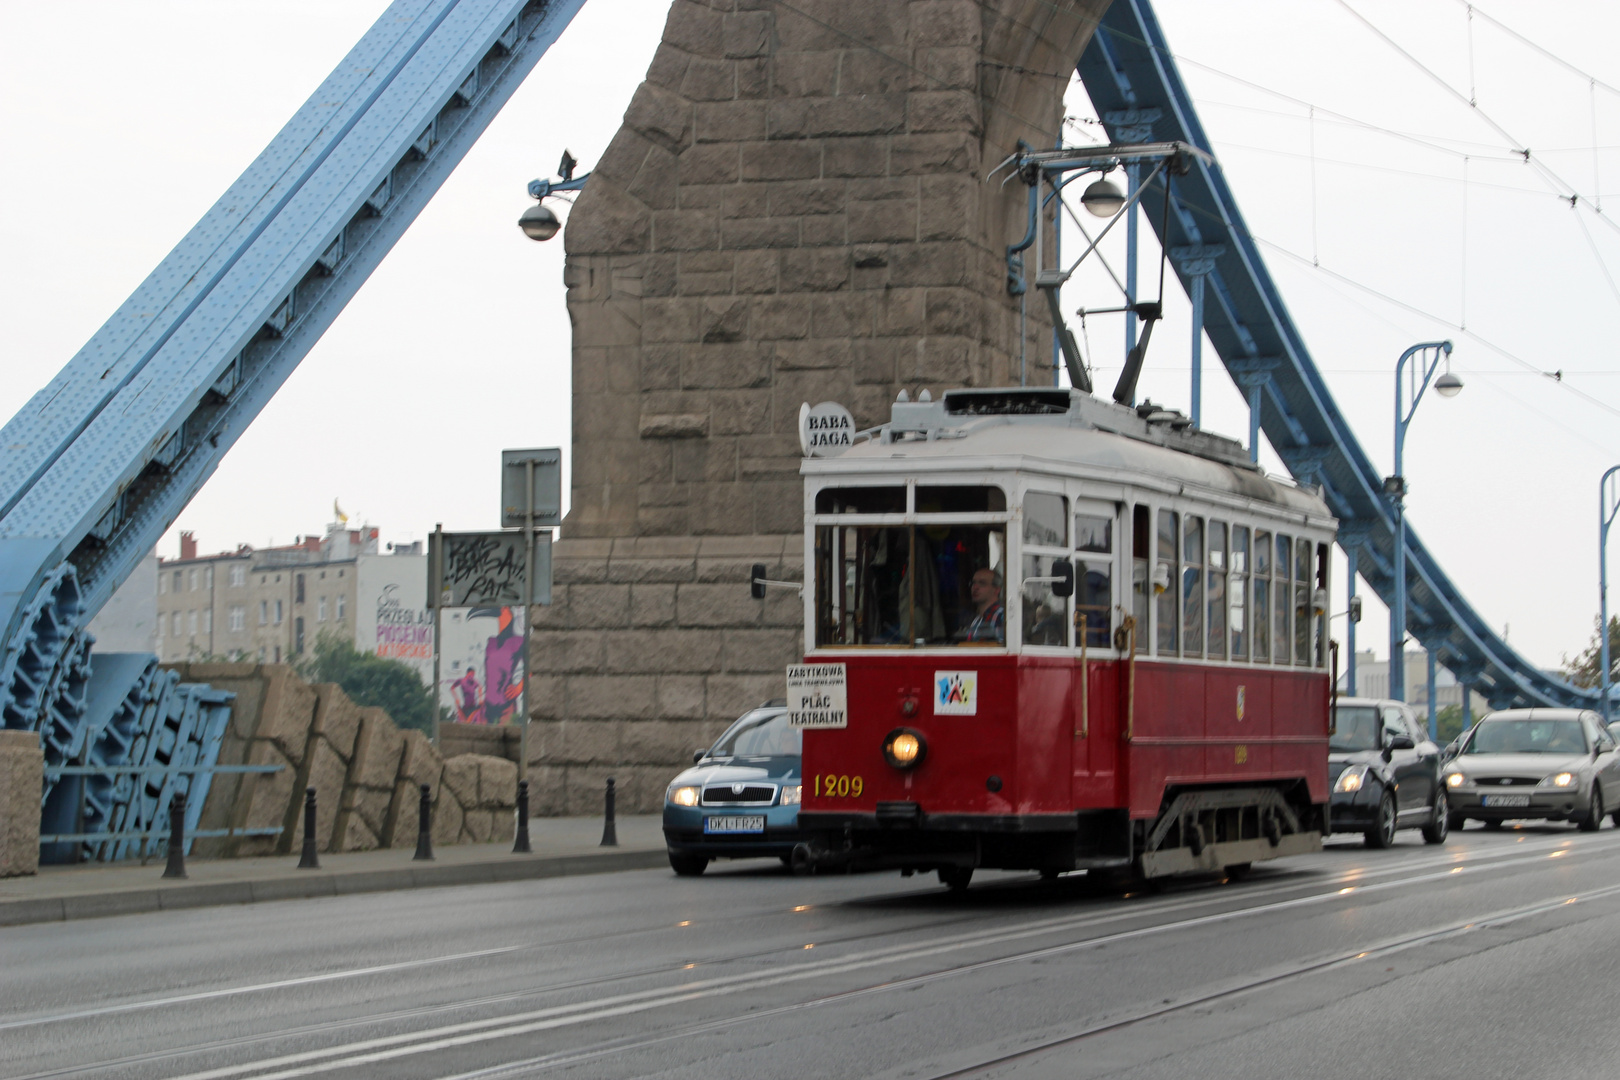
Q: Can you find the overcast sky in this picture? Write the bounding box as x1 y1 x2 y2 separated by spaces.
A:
4 0 1619 673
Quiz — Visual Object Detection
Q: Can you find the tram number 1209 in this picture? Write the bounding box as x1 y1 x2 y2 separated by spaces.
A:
813 774 863 798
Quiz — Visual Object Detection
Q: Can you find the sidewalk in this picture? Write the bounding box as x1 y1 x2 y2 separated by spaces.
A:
0 815 667 927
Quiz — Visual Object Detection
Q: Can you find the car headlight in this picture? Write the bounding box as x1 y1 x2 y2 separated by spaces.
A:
1333 765 1368 794
1539 772 1578 788
1446 772 1467 789
883 727 927 770
668 785 700 807
779 784 802 806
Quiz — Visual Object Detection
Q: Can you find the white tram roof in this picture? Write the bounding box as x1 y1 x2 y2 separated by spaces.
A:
803 387 1333 526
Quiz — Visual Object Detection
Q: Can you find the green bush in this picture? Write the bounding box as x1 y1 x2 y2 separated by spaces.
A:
297 632 434 735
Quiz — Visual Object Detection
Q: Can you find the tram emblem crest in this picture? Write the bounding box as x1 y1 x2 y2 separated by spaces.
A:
934 671 978 716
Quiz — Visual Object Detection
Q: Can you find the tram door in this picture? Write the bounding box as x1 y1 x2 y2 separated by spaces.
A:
1071 499 1120 805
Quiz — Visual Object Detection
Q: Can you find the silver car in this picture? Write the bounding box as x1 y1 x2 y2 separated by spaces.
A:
1441 709 1620 831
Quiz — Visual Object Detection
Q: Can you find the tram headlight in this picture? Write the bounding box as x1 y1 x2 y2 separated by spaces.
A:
668 785 700 807
1333 765 1368 794
883 728 927 770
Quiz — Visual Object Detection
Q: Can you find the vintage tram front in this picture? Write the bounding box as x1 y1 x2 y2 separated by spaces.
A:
789 387 1335 888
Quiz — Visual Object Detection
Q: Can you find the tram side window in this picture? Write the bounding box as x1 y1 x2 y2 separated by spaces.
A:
1294 536 1313 667
1075 511 1113 649
1207 521 1228 660
813 524 1007 646
1156 510 1179 654
1230 526 1249 660
1253 530 1271 662
1022 493 1069 647
1316 542 1331 668
1273 534 1292 665
1182 515 1204 657
1131 505 1150 654
916 486 1007 513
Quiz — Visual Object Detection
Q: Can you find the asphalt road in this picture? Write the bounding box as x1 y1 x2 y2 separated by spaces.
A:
6 822 1620 1080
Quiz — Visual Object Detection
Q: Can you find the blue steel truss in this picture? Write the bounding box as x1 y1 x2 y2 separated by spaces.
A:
1075 0 1589 710
0 0 587 731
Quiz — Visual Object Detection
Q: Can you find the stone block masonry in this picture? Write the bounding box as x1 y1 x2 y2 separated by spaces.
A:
0 730 43 877
530 0 1112 814
166 664 516 855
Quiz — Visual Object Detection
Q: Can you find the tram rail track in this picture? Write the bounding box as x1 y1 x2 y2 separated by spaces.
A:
16 830 1620 1080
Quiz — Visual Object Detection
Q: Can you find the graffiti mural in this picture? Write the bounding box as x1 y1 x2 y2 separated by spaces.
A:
438 606 526 725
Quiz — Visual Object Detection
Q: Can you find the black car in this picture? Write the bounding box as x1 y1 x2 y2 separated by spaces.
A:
1329 698 1448 848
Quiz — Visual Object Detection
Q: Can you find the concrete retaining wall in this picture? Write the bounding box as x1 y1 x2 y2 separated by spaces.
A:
0 730 43 877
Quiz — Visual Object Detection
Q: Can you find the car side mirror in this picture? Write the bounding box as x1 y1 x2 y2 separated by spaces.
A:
1388 735 1415 751
693 749 708 763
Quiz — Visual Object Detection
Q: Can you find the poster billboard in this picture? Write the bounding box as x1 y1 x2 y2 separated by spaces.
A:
436 605 526 725
354 552 432 686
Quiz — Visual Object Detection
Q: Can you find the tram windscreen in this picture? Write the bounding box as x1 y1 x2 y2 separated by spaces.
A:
815 525 1007 646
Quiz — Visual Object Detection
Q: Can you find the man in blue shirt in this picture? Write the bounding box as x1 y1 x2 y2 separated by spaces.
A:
959 567 1005 643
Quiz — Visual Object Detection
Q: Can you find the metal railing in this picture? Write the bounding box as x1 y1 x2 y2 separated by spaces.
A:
39 764 285 850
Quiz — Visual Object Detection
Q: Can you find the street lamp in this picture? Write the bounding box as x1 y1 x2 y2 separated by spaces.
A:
1600 466 1620 724
1080 176 1126 218
1387 341 1459 725
519 150 588 242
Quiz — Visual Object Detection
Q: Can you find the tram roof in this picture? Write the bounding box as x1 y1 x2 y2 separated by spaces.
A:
804 388 1332 524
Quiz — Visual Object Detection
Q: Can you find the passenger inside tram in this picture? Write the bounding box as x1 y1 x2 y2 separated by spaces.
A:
957 567 1005 643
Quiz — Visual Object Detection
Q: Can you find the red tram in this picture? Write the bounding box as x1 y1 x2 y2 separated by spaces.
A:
788 387 1335 888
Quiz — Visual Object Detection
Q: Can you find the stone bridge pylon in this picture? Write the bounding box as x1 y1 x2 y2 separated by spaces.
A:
528 0 1111 814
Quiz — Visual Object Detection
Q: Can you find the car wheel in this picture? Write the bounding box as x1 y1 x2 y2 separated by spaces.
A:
669 852 709 876
1364 792 1397 849
1421 789 1450 845
939 866 974 892
1578 786 1604 833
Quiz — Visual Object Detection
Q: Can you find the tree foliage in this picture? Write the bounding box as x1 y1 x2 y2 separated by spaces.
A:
1561 615 1620 689
297 632 434 734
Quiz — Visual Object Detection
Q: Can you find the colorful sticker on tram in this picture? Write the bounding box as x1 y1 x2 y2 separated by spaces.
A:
1236 685 1246 722
933 671 977 715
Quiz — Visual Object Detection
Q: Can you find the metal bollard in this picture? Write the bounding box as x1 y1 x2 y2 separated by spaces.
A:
600 777 618 847
297 787 320 869
162 793 188 879
513 780 532 854
413 783 434 861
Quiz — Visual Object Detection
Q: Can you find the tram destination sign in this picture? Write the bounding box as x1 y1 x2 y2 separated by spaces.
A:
785 663 847 728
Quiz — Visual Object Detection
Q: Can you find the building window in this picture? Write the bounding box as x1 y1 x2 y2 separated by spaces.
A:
204 566 214 589
202 610 212 634
338 569 344 578
156 612 164 638
230 565 246 587
174 570 183 592
259 600 268 626
188 611 198 636
317 596 327 623
274 600 283 625
159 574 167 595
188 569 197 592
319 571 326 580
274 646 281 663
336 595 345 621
172 612 182 636
257 646 267 662
229 606 244 632
296 574 305 603
295 617 305 656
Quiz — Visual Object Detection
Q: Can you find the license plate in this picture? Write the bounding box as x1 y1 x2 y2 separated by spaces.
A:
1482 794 1530 808
704 815 765 835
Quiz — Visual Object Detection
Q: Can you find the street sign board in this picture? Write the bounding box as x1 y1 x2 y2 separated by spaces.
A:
501 447 562 528
428 530 551 608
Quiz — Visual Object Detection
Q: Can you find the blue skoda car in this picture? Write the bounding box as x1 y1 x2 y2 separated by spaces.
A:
663 702 802 876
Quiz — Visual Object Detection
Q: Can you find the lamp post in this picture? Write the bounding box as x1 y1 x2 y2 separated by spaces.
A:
1387 341 1460 712
1601 466 1620 724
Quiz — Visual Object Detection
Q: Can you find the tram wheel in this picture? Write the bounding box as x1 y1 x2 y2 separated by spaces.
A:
939 866 974 892
1223 863 1252 881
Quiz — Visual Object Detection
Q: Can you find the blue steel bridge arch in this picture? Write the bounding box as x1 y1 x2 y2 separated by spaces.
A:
0 0 1593 737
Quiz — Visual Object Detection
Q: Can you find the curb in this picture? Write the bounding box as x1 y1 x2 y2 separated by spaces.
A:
0 848 670 928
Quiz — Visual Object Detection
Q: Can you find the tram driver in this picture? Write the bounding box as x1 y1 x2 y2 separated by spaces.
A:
957 567 1006 644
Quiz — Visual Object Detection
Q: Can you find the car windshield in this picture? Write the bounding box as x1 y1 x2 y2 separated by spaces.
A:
1464 719 1587 755
1330 706 1380 753
709 709 801 758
